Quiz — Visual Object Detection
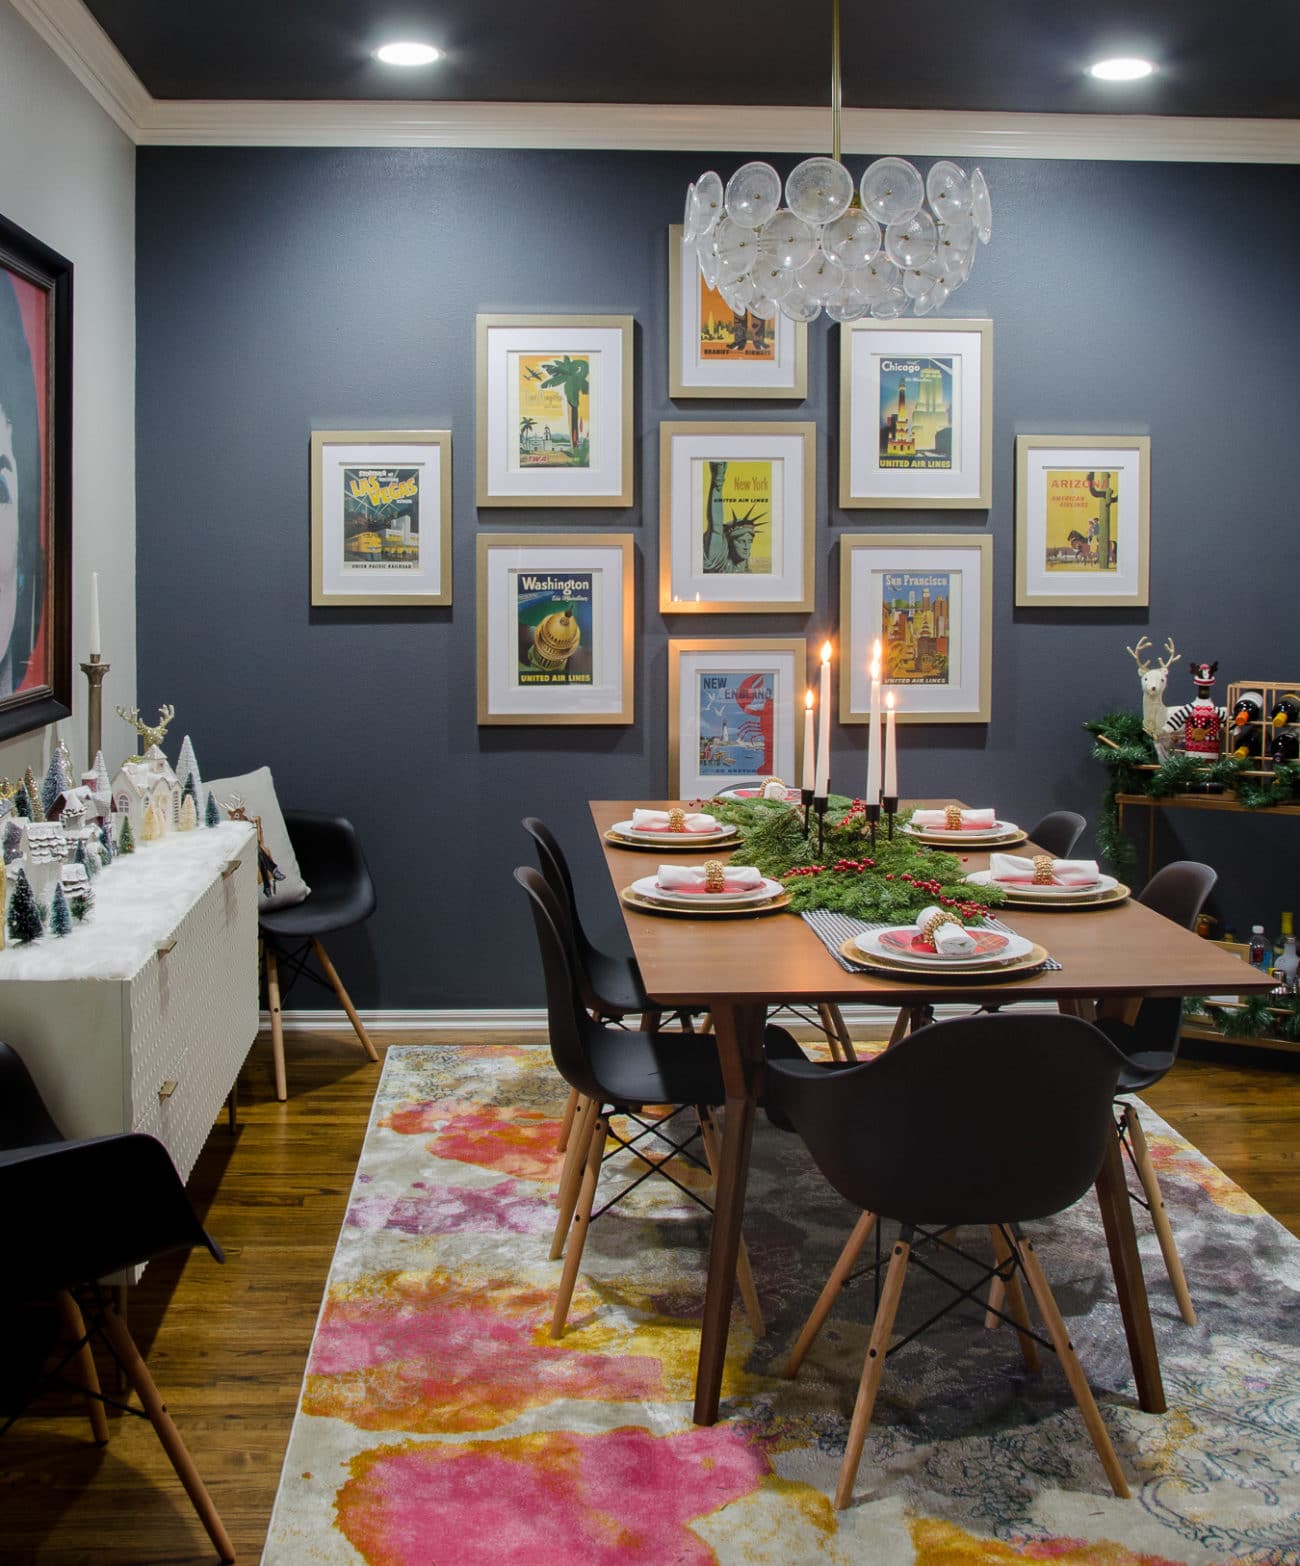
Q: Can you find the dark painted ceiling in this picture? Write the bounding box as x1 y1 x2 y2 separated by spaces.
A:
81 0 1300 119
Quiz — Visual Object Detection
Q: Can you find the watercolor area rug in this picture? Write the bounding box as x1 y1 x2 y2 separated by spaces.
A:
263 1044 1300 1565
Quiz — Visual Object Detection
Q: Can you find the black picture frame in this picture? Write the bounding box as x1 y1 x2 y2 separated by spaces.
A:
0 209 72 741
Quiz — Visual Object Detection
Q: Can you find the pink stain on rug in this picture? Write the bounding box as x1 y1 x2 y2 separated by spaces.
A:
304 1269 662 1432
385 1098 562 1181
335 1425 768 1565
347 1178 552 1236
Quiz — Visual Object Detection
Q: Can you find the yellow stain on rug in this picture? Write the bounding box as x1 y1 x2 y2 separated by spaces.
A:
911 1517 1190 1565
1142 1130 1266 1217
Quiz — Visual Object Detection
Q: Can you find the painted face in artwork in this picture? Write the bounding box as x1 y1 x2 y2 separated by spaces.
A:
0 406 18 659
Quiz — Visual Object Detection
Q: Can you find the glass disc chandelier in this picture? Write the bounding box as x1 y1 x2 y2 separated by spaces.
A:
681 0 991 324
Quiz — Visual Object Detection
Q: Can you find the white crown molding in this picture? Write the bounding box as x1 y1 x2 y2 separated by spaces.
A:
9 0 150 138
11 1 1300 163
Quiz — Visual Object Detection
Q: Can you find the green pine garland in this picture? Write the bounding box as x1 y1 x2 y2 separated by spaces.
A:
1184 991 1300 1042
702 795 1004 922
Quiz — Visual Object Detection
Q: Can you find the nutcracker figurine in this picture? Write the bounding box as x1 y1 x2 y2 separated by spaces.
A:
1183 660 1222 755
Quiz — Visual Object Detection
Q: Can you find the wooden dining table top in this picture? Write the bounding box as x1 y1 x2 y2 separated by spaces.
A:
591 800 1273 1009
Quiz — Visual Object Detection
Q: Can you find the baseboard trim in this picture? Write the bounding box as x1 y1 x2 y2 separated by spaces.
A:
264 999 1059 1034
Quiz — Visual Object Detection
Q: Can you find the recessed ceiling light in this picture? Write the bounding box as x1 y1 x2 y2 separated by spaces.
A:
374 41 442 67
1088 57 1156 82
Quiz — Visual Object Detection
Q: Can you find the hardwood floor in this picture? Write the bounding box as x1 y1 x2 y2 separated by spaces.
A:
0 1025 1296 1564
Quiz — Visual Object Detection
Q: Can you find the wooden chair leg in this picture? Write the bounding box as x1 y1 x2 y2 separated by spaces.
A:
263 944 287 1103
834 1234 911 1511
698 1108 765 1339
556 1086 580 1153
816 1002 860 1064
311 937 380 1062
551 1113 609 1339
1012 1231 1130 1500
639 1009 663 1033
1123 1105 1197 1326
785 1211 878 1378
886 1008 913 1047
99 1307 237 1562
987 1226 1040 1372
57 1291 109 1445
550 1095 597 1261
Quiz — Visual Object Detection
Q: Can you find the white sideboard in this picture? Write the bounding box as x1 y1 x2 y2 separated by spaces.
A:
0 821 259 1183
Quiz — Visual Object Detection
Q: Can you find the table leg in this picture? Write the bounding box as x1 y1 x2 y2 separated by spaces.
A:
693 999 767 1426
1094 1125 1166 1413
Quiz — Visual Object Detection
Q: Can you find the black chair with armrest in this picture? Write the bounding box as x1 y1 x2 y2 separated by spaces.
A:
258 810 380 1101
1093 858 1217 1327
515 865 803 1341
767 1011 1131 1511
0 1042 235 1562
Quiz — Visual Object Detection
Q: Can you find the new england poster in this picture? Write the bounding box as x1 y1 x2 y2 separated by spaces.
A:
696 670 775 779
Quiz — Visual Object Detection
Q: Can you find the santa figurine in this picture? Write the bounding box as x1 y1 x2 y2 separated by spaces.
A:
1183 660 1223 755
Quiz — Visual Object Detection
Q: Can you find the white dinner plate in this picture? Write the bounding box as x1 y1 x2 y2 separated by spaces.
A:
853 925 1035 969
610 818 739 845
965 868 1118 901
631 873 783 908
901 818 1021 843
715 786 803 803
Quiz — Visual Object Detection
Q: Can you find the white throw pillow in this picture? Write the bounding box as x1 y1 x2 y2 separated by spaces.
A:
203 766 311 908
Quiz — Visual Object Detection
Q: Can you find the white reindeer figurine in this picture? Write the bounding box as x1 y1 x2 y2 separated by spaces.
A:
1127 636 1181 758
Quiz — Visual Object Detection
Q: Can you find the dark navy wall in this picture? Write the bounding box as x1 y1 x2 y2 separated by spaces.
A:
135 148 1300 1008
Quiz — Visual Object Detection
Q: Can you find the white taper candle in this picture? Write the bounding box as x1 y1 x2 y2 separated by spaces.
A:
802 689 816 792
89 572 101 658
865 639 882 803
885 691 898 797
815 642 831 796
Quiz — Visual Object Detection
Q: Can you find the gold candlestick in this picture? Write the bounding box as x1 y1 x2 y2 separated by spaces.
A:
80 655 111 766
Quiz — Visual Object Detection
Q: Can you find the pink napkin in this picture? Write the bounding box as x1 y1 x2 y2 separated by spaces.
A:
911 807 998 830
631 809 721 833
656 864 765 894
989 853 1101 887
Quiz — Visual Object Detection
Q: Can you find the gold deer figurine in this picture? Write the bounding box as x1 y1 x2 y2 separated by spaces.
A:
115 702 176 754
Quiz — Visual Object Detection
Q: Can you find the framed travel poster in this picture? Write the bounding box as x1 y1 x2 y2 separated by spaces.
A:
659 421 816 613
839 534 992 723
668 637 805 798
476 532 633 725
668 227 807 399
839 318 992 509
1015 434 1150 607
475 314 633 507
310 430 452 606
0 210 72 740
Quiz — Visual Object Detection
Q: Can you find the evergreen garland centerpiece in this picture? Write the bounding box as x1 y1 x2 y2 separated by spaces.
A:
702 794 1003 923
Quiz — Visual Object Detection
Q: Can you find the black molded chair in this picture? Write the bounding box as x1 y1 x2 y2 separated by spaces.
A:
767 1012 1130 1510
258 811 380 1101
0 1043 234 1562
1095 859 1217 1327
516 865 800 1341
1028 809 1088 859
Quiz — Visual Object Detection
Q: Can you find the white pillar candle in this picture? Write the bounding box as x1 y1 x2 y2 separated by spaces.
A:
814 642 832 796
88 571 101 658
865 640 882 803
802 688 816 792
884 691 898 797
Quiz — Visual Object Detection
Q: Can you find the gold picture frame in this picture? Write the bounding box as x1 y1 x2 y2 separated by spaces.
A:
310 429 452 607
839 318 993 509
475 313 633 507
668 226 807 400
476 532 634 725
659 420 816 614
668 637 807 799
1015 434 1151 607
839 533 993 723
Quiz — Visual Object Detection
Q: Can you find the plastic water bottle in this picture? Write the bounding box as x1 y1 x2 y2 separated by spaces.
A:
1249 925 1270 971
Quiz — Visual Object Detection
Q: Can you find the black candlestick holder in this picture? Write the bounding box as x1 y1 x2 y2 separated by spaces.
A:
801 786 814 838
864 800 881 852
882 794 898 840
812 794 828 858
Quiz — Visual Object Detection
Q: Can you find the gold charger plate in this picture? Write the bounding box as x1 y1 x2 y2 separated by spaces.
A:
605 828 741 852
904 828 1028 849
992 882 1130 911
838 936 1049 981
621 885 791 918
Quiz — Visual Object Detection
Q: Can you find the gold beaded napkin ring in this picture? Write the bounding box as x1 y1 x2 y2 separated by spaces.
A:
703 860 726 893
1032 854 1055 885
667 807 687 832
920 909 962 948
945 805 964 830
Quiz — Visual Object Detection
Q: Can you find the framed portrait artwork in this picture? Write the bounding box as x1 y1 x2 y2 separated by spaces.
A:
310 429 452 606
668 637 805 799
475 314 633 507
839 318 992 509
476 532 633 725
0 210 72 741
1015 434 1150 607
667 227 807 399
659 421 816 613
839 534 992 723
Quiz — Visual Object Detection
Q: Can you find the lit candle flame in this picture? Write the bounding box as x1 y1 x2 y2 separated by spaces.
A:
821 641 832 664
886 691 895 711
805 688 815 710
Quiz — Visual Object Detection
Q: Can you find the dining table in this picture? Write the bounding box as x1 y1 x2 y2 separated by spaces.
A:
591 798 1275 1427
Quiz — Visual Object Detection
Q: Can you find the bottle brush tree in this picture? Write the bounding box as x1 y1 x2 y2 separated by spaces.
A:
7 868 43 943
50 883 73 937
